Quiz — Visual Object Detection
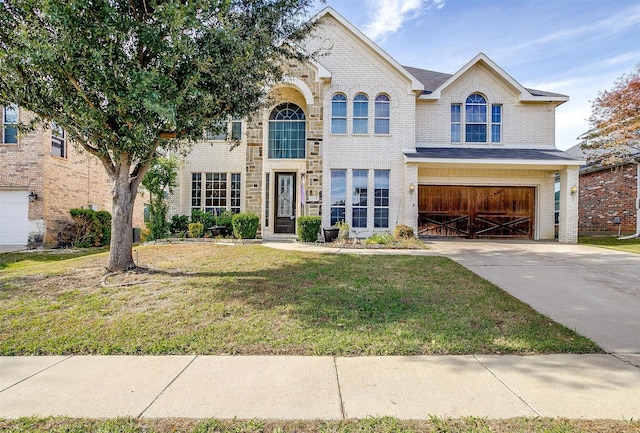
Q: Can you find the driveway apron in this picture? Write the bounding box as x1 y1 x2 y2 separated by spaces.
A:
430 240 640 355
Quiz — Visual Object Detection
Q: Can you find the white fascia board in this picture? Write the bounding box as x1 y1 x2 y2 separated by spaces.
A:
403 156 586 166
312 7 423 92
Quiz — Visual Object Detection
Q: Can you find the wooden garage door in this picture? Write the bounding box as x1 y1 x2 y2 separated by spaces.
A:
418 186 535 239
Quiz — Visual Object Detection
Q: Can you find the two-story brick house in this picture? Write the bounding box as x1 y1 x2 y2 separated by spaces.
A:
169 7 583 243
0 106 146 248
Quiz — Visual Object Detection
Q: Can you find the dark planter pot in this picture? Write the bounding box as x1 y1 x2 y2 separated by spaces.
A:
323 227 339 243
208 226 226 237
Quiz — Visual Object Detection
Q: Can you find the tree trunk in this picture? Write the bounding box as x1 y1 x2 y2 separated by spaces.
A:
106 162 138 272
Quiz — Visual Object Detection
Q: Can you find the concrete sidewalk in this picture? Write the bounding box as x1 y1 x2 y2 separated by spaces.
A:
1 354 640 420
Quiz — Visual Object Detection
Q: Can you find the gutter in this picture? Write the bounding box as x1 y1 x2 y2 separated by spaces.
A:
618 162 640 239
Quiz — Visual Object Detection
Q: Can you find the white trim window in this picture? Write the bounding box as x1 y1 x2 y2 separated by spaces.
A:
330 169 346 225
2 104 18 144
374 94 390 134
352 169 368 228
51 122 66 158
191 172 241 215
331 93 347 134
374 170 389 228
268 103 306 159
205 118 243 141
352 94 368 134
451 94 500 143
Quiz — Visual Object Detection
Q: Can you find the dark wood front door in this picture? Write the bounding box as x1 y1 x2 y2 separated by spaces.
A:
418 186 535 239
274 173 296 234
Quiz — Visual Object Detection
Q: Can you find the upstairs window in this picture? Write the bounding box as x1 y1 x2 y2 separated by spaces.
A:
491 104 502 143
451 104 461 142
353 94 368 134
206 118 242 141
51 122 66 158
465 94 487 142
268 103 305 159
331 93 347 134
374 94 390 134
2 104 18 144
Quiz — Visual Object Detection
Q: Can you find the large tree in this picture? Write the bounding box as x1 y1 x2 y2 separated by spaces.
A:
0 0 315 271
584 64 640 164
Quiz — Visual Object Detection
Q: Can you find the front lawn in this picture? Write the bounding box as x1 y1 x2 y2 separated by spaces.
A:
0 244 599 355
579 236 640 254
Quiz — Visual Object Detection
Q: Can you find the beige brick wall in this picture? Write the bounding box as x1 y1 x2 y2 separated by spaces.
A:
416 63 557 148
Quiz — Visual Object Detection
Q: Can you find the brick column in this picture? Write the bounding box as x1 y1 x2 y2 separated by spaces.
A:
558 166 579 243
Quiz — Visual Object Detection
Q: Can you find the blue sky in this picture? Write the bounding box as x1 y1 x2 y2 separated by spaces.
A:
310 0 640 150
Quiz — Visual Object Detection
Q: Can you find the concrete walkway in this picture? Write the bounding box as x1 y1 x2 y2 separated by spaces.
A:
1 354 640 420
2 239 640 420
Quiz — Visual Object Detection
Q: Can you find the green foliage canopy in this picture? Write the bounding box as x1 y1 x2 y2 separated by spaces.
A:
0 0 316 270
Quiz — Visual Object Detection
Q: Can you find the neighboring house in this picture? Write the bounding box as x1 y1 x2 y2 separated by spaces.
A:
169 7 583 243
0 106 146 248
565 141 640 235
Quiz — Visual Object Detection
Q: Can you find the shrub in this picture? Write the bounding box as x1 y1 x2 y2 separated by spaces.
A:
297 216 321 242
188 222 204 238
215 209 235 235
232 213 259 239
140 227 152 242
393 224 415 240
69 208 112 247
170 215 189 234
365 232 393 245
191 209 215 228
334 220 350 240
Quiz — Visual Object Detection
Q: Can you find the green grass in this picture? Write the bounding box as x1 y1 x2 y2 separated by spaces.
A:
0 243 600 355
579 236 640 254
0 248 108 270
1 417 639 433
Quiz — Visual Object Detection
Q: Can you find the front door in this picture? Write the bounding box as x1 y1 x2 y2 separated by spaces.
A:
274 173 296 234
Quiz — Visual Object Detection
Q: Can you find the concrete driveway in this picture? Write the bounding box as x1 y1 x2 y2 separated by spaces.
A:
429 240 640 356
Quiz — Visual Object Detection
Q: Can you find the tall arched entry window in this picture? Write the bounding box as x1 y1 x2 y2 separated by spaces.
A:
268 103 306 159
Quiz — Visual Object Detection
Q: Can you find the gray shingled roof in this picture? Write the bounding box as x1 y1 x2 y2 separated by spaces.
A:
404 147 583 162
403 65 568 98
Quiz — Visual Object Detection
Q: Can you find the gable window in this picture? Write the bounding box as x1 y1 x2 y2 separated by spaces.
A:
51 122 66 158
268 103 305 158
331 94 347 134
2 104 18 144
191 171 241 214
451 104 461 142
374 170 389 228
491 104 502 143
330 169 346 225
465 94 487 142
374 94 390 134
353 94 368 134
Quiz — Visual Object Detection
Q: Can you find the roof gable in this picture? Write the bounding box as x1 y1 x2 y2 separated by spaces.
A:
311 7 423 92
414 53 568 104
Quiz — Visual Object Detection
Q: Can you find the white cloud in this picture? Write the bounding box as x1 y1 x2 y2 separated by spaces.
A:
362 0 441 41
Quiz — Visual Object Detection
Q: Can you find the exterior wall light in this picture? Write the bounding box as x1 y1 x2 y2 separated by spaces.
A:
570 185 578 195
409 183 415 194
29 191 38 202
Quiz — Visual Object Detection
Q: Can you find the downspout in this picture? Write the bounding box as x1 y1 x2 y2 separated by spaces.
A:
618 161 640 239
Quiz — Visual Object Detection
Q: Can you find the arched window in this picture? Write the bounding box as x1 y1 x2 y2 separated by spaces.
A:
331 93 347 134
353 94 368 134
268 103 306 159
465 94 487 142
374 94 390 134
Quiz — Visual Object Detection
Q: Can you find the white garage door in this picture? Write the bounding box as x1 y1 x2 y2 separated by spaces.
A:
0 190 29 246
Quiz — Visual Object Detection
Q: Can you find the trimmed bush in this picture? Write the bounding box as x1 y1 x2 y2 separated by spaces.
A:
393 224 415 240
69 208 112 247
170 215 189 234
215 209 235 235
232 212 259 239
188 222 204 238
297 216 321 242
191 209 215 228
